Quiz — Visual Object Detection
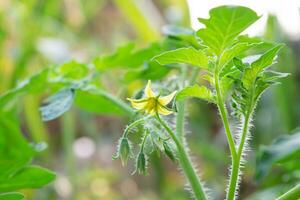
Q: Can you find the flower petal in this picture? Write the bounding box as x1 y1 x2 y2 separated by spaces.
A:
158 91 177 106
145 80 156 97
157 105 174 115
127 98 148 110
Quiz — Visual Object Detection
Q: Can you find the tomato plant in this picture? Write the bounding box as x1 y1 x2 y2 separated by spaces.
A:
0 3 299 200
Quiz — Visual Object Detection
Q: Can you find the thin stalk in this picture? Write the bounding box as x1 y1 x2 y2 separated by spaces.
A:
124 116 150 137
61 110 76 199
276 184 300 200
226 88 255 200
214 68 237 159
156 114 207 200
176 66 188 141
226 113 251 200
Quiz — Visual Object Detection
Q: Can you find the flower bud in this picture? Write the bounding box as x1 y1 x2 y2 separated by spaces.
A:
135 151 147 175
163 141 177 163
113 137 132 166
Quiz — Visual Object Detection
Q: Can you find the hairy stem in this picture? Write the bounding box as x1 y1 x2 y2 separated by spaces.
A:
226 113 251 200
156 114 207 200
226 86 255 200
214 69 237 159
276 184 300 200
124 116 150 137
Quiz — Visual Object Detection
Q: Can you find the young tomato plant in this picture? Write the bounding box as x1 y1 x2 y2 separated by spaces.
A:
114 5 292 200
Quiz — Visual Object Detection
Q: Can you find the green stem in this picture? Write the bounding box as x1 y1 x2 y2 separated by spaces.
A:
226 85 255 200
176 100 185 142
226 113 251 200
156 114 207 200
61 110 76 199
124 116 150 137
214 69 237 159
276 184 300 200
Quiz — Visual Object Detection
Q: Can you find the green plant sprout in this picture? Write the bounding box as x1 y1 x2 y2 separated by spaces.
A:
113 5 295 200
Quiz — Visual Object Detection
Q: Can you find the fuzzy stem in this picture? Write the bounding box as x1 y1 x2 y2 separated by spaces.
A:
214 68 237 159
176 101 185 142
226 113 251 200
226 85 255 200
124 116 150 137
276 184 300 200
156 114 207 200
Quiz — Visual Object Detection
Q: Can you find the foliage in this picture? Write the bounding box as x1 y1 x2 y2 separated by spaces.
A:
0 2 298 200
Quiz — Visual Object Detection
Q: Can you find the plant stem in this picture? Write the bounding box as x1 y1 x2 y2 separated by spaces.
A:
276 184 300 200
226 113 251 200
176 100 185 142
124 116 150 137
214 69 237 159
226 86 254 200
156 114 207 200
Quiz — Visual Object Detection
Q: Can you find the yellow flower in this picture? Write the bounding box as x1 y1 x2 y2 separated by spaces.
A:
127 80 177 115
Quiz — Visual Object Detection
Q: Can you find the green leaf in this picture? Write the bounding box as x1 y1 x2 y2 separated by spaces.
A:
0 166 56 192
124 61 171 82
251 44 284 72
197 6 260 55
0 69 48 110
242 44 285 90
256 129 300 180
219 42 259 67
0 116 35 180
0 192 24 200
50 60 89 80
75 85 133 116
176 84 215 103
153 47 209 69
40 88 75 121
162 25 201 49
94 43 162 71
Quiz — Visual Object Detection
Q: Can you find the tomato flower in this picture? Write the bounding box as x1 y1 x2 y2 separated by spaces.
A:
127 80 177 115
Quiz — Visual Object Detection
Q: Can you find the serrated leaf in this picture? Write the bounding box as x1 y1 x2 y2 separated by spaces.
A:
251 44 284 71
262 71 290 82
0 166 56 192
256 129 300 181
176 84 215 103
242 44 284 90
153 47 209 69
0 192 24 200
219 42 259 67
197 6 260 55
40 88 75 121
162 25 201 48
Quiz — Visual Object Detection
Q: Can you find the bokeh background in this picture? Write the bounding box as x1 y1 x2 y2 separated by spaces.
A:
0 0 299 199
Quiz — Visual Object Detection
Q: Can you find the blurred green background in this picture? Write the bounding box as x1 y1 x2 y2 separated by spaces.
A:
0 0 299 199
